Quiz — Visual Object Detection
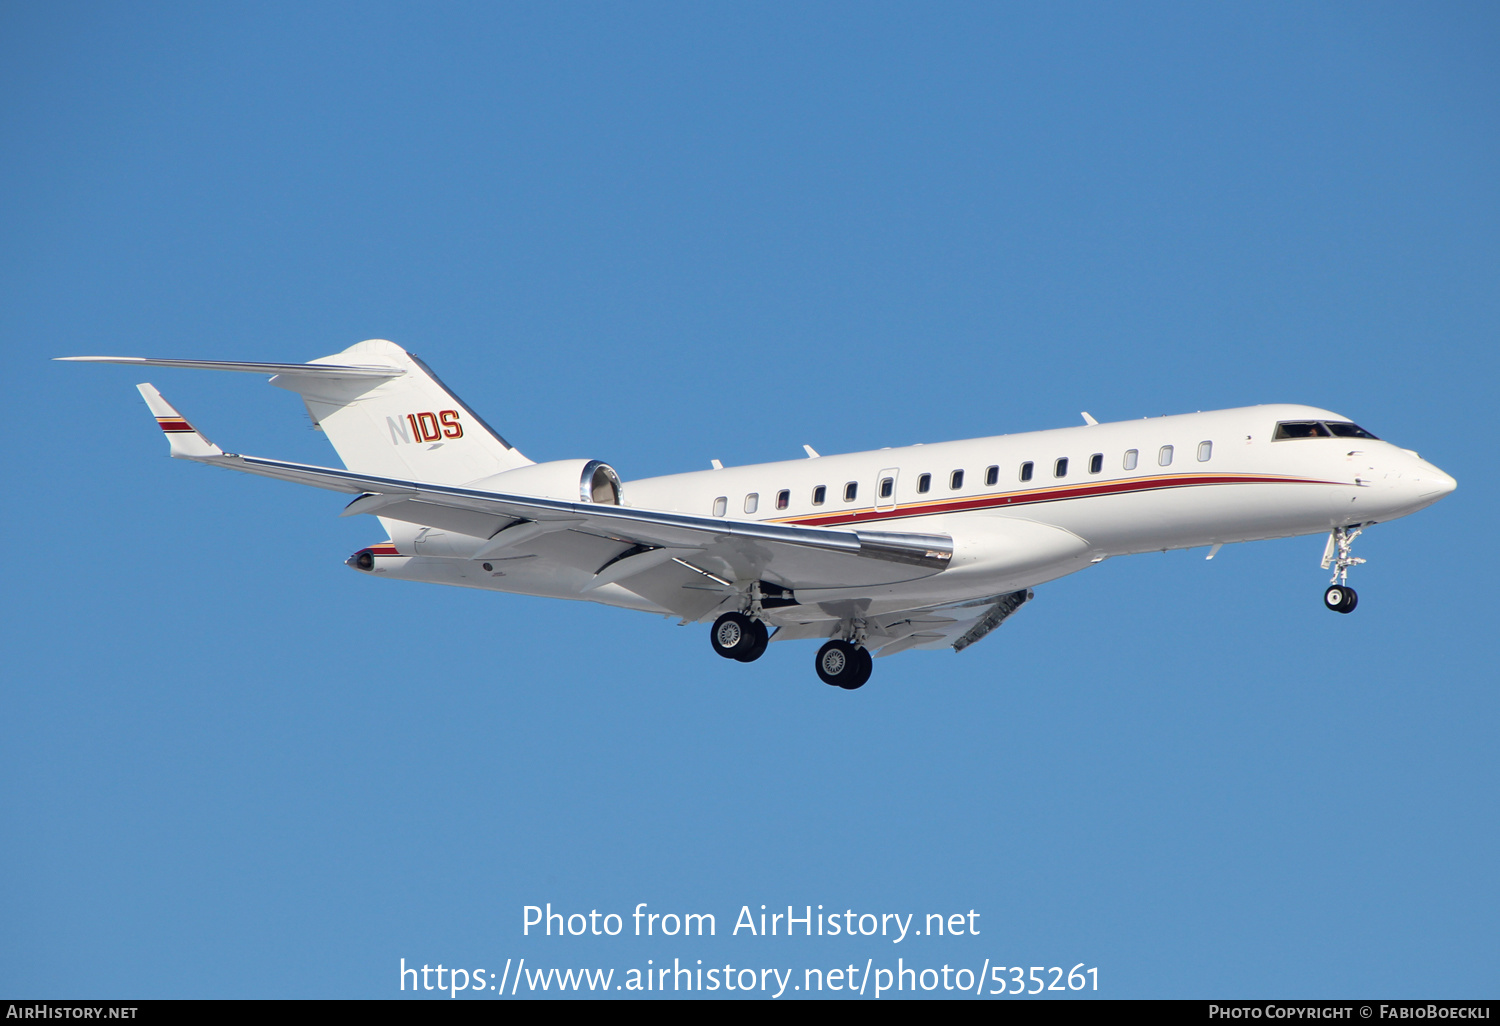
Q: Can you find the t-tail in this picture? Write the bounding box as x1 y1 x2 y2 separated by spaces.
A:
60 339 533 484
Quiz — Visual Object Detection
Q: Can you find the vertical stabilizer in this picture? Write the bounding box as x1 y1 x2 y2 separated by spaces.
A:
270 340 532 484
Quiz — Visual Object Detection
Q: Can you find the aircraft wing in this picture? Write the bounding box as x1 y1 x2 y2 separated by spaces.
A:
134 385 953 603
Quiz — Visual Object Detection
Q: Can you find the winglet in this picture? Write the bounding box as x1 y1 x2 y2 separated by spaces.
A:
135 383 223 458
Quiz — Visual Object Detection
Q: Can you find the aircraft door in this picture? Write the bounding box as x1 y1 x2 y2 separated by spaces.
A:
875 468 899 513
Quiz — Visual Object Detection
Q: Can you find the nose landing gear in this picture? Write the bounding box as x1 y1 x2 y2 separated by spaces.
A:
1320 526 1365 614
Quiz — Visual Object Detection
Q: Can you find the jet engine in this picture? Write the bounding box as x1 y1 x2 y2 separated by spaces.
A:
466 459 622 504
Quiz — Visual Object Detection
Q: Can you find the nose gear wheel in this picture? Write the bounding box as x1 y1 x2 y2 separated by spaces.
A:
1320 526 1366 613
1323 585 1357 613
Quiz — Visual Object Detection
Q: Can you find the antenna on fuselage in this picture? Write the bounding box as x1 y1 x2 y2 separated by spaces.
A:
1080 412 1099 426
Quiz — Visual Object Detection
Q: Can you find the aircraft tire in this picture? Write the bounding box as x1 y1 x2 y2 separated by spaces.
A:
711 612 761 659
840 647 873 690
816 640 872 689
1324 585 1357 613
733 619 770 662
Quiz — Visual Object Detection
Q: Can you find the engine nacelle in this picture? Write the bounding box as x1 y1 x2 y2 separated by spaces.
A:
466 459 622 504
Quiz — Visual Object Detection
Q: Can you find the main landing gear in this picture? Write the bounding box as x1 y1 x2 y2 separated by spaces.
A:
710 611 768 662
1321 526 1365 614
815 639 872 690
708 610 874 689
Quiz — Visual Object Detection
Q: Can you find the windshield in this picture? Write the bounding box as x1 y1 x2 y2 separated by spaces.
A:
1274 420 1379 441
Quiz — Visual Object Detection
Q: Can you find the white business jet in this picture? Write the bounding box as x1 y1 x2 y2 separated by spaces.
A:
62 339 1455 689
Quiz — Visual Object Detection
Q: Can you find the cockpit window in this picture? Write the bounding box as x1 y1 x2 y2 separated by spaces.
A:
1274 421 1331 439
1274 420 1380 440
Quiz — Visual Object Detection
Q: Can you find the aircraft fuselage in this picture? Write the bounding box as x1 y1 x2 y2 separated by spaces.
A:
375 402 1454 622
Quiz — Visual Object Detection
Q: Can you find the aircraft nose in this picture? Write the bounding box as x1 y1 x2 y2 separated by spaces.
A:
1399 458 1457 508
1419 464 1457 501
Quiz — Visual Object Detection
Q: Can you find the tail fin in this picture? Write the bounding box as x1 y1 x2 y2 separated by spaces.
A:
66 340 532 484
271 340 532 483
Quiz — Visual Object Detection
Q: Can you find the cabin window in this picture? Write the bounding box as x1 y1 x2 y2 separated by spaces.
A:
712 496 727 517
984 465 999 486
744 493 758 514
879 477 894 499
1159 445 1174 466
844 481 858 502
1055 457 1069 478
812 485 826 506
1089 453 1103 474
1123 449 1138 470
950 470 964 490
1019 461 1034 482
776 489 790 510
1197 441 1213 462
917 473 931 493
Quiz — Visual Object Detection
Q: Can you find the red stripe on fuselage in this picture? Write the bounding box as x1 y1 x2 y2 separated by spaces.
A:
776 473 1339 529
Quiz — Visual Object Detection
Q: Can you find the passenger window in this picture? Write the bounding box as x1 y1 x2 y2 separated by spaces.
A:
1123 449 1138 470
1088 453 1103 474
917 473 931 493
812 485 826 506
1197 441 1212 462
984 465 999 486
1019 461 1034 482
776 489 790 510
1055 457 1068 478
950 470 964 490
744 493 758 514
879 477 894 498
843 481 858 502
713 496 727 517
1159 445 1173 466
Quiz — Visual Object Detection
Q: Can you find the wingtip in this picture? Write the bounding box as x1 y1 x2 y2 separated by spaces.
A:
134 382 222 457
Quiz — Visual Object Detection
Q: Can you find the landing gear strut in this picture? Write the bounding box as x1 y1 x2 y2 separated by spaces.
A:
815 639 872 690
710 611 768 662
1321 526 1364 614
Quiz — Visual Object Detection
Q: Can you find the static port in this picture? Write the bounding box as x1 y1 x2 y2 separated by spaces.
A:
482 562 493 571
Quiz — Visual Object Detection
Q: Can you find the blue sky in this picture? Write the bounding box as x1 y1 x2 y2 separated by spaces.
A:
2 1 1496 999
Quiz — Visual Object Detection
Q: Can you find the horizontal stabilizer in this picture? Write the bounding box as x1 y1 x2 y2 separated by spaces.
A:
135 383 223 458
58 356 403 379
62 339 530 485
